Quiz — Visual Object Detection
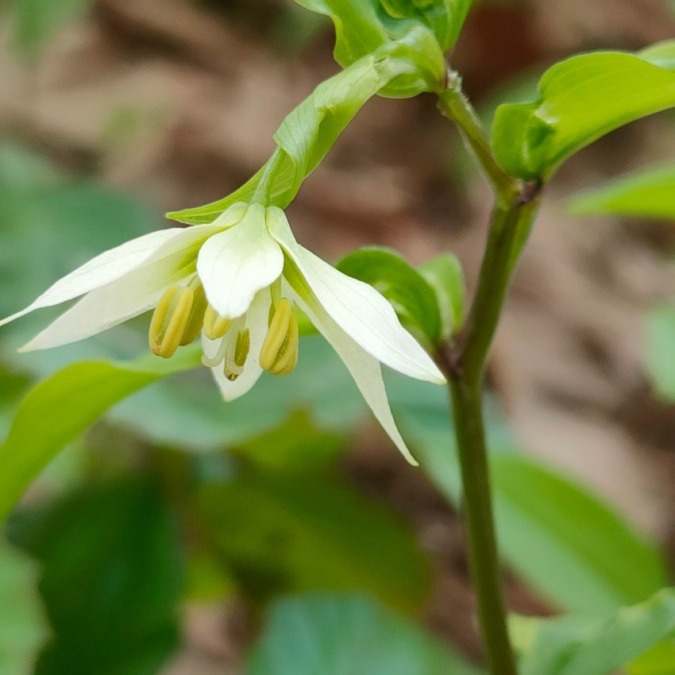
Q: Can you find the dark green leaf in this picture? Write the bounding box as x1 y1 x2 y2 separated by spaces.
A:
337 247 442 344
8 478 184 675
198 471 430 613
246 593 483 675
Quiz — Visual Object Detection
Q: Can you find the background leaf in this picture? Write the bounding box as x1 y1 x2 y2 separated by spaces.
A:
646 304 675 402
567 162 675 219
514 587 675 675
246 593 483 675
7 478 184 675
198 471 431 613
0 352 198 523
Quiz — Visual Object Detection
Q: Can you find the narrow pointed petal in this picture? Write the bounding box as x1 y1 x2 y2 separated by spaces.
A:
0 222 224 329
268 209 445 384
22 251 197 351
204 290 271 400
291 289 418 464
197 203 284 319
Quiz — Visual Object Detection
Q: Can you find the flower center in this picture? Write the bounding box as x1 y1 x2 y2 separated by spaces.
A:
149 284 299 378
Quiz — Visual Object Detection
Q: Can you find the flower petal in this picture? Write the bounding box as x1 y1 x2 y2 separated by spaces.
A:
21 251 197 351
204 289 271 400
197 203 284 319
268 208 445 385
0 220 227 329
289 285 418 465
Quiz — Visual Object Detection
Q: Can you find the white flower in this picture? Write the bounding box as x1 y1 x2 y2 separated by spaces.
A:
0 203 445 463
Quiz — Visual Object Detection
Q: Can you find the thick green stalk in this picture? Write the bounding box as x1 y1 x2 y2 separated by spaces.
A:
436 73 542 675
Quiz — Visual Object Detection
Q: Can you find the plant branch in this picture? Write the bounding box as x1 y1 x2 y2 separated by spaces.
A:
435 70 543 675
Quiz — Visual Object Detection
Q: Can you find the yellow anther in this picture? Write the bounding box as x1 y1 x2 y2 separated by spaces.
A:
203 304 233 340
234 329 250 368
149 285 194 358
259 298 299 376
180 283 208 346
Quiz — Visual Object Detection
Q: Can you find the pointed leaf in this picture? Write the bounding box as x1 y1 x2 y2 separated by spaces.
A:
0 351 199 523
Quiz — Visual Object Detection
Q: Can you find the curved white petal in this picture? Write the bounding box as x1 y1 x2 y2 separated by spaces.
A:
0 221 225 329
204 289 271 400
197 203 284 319
289 286 418 465
268 208 445 385
21 251 197 351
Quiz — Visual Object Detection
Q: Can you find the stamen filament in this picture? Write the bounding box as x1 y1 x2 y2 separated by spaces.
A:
149 285 195 358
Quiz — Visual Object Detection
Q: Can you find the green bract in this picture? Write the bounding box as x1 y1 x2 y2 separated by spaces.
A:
493 40 675 179
169 37 444 226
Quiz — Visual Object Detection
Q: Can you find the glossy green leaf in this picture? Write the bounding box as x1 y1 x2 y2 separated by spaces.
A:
646 304 675 402
0 539 47 675
393 387 667 612
8 478 184 675
337 247 442 344
419 253 465 337
0 351 199 524
568 162 675 219
246 593 483 675
514 588 675 675
198 472 430 613
493 42 675 179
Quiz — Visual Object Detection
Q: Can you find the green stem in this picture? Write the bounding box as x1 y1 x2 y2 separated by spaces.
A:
435 72 542 675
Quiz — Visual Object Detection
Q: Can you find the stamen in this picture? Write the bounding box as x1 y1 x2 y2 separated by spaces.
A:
149 285 195 358
180 283 208 346
234 329 250 367
259 298 299 376
203 305 233 340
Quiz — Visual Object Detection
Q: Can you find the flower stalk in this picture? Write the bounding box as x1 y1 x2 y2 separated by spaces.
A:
436 74 543 675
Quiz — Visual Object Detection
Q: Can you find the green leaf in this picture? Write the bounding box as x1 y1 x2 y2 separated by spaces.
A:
112 336 366 451
393 388 668 612
646 304 675 402
0 539 47 675
168 28 444 224
491 454 667 612
629 638 675 674
337 247 442 344
568 162 675 219
514 588 675 675
493 43 675 179
198 471 430 613
8 478 184 675
246 593 483 675
0 351 198 524
419 253 465 337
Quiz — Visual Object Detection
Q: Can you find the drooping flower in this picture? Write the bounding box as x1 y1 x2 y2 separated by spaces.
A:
0 203 445 463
